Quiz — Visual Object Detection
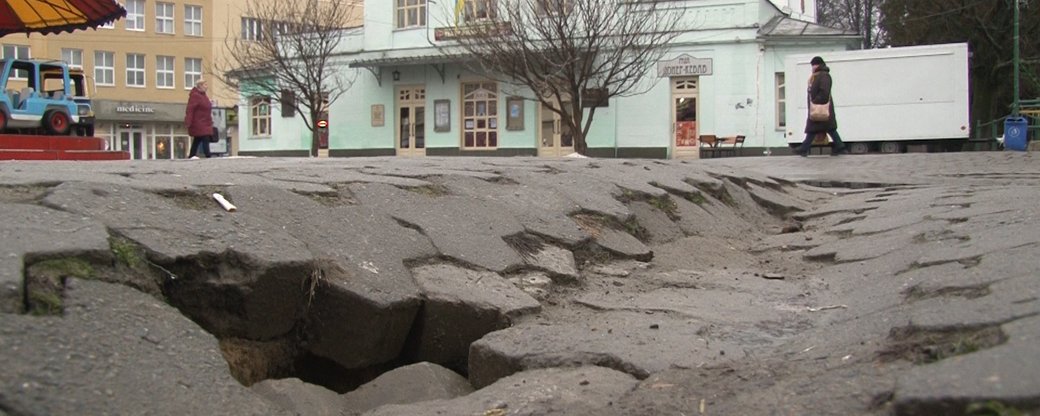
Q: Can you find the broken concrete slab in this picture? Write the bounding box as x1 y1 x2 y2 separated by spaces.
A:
0 202 111 313
468 311 746 388
252 378 344 416
407 263 541 372
892 315 1040 415
341 362 472 415
0 278 288 415
365 366 637 416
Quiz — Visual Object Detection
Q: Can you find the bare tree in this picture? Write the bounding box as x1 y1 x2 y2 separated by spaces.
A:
880 0 1039 125
437 0 685 155
218 0 358 157
817 0 887 48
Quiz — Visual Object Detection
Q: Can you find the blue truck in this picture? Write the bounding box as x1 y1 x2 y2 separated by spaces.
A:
0 58 94 136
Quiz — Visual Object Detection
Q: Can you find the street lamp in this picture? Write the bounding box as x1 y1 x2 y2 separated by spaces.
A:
1012 0 1021 115
392 70 401 81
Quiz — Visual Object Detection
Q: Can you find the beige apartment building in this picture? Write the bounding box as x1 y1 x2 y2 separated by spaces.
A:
0 0 271 159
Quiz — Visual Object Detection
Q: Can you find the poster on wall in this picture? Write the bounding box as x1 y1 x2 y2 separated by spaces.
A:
371 104 385 127
434 99 451 132
507 97 524 130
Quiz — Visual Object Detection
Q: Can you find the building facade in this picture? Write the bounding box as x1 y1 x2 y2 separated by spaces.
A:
0 0 302 159
239 0 859 159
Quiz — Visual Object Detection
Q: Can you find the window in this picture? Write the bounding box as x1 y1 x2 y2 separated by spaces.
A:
536 0 572 15
250 96 272 137
184 5 203 36
61 48 83 69
126 53 146 87
126 0 145 31
156 56 175 88
461 81 498 148
462 0 496 22
156 2 175 34
396 0 426 28
3 44 30 78
775 72 786 129
184 57 202 89
94 51 115 86
242 17 262 41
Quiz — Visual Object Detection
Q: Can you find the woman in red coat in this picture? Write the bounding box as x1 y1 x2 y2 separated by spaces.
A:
184 79 214 159
794 56 848 156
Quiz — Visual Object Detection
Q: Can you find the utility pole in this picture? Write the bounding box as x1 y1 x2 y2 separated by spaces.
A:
1013 0 1020 115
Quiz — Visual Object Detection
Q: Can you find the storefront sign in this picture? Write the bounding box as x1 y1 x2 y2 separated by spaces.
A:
93 100 185 122
657 55 713 77
434 21 511 41
115 104 155 114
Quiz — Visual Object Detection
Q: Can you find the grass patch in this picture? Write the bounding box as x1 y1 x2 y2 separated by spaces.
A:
111 237 145 268
617 188 680 220
31 258 95 280
28 290 63 316
966 401 1026 416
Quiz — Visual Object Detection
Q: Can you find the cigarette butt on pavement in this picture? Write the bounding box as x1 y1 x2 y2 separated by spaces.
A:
213 193 237 212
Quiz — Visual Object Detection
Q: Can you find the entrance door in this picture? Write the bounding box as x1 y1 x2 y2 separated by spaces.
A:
538 100 574 157
396 86 426 157
672 77 700 159
117 125 148 160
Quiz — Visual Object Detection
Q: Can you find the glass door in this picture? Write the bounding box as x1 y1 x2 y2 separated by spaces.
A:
396 86 426 157
118 125 147 160
672 77 700 159
538 100 574 157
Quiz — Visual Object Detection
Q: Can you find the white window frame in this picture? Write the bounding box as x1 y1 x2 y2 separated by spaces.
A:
184 5 202 37
241 17 262 41
536 0 572 15
126 53 146 87
462 0 496 22
156 55 175 89
250 96 272 137
2 44 31 79
396 0 426 28
62 48 84 69
775 72 786 129
126 0 145 31
156 2 175 34
184 57 202 90
94 51 115 86
461 81 499 149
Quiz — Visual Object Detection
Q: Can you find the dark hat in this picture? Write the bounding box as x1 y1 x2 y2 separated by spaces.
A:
810 56 825 65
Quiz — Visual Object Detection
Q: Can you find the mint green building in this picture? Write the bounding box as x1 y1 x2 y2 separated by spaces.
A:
237 0 859 158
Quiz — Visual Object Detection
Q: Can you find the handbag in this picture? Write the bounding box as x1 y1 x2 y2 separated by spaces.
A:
809 100 830 122
210 127 220 142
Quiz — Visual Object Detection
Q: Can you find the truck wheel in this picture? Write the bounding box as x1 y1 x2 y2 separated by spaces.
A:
0 110 7 132
84 125 95 137
43 111 71 136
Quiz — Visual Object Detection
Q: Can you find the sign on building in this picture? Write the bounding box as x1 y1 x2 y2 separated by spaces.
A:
657 54 713 77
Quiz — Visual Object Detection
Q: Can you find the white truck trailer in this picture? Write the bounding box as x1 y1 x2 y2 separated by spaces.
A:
784 43 970 153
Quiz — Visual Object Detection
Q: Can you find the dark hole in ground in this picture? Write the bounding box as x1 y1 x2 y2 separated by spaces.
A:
878 325 1008 365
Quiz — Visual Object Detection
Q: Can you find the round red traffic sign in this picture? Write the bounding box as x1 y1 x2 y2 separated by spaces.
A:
317 120 328 128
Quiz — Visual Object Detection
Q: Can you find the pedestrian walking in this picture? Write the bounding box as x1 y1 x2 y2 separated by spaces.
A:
795 56 848 156
185 79 214 159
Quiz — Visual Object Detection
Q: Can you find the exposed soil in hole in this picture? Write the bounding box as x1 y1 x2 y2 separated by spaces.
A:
878 325 1008 365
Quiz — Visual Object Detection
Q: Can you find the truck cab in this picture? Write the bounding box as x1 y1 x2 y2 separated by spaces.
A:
0 58 95 136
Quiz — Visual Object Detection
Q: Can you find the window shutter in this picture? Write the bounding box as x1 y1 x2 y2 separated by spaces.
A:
281 90 295 117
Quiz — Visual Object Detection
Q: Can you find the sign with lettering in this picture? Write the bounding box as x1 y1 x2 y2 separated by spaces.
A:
657 54 713 78
115 104 155 114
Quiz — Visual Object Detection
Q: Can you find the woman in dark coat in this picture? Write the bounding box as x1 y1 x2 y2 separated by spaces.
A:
184 79 214 159
795 56 848 156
